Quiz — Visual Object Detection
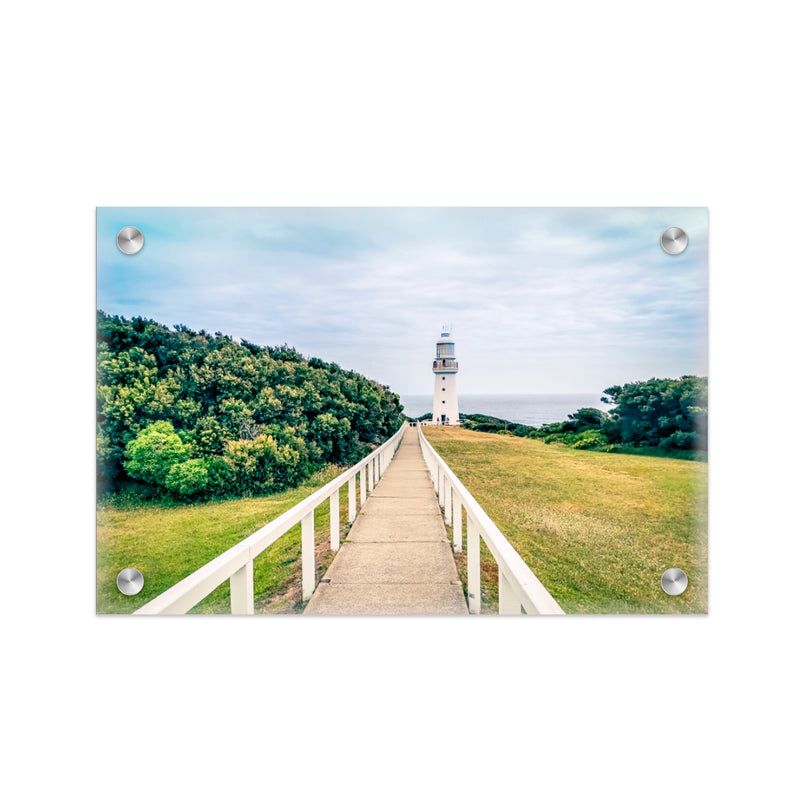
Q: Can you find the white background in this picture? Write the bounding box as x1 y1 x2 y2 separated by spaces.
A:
2 2 798 798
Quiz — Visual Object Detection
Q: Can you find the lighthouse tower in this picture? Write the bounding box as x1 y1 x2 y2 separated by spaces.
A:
432 329 460 425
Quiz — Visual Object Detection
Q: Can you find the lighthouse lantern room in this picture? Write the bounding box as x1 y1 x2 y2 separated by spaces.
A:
432 329 460 425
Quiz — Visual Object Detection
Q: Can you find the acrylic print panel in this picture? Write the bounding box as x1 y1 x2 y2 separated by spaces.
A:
96 208 708 616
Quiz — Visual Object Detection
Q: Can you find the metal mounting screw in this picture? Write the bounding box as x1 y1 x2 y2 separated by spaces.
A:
116 226 144 255
117 568 144 596
660 226 688 255
660 568 688 596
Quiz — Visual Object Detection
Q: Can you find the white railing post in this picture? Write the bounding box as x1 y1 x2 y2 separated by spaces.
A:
368 458 375 491
302 510 315 601
453 494 463 552
230 559 254 615
134 422 411 615
330 487 340 551
467 514 481 614
415 424 564 616
348 475 357 522
444 476 452 525
499 570 522 615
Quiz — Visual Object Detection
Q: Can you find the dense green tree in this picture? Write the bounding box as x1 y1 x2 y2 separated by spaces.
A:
601 376 707 449
310 412 357 463
97 311 404 498
192 416 228 456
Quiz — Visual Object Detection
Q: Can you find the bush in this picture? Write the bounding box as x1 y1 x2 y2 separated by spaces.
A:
124 421 191 488
562 408 608 433
165 459 210 498
540 421 566 436
206 455 235 497
659 430 699 450
572 432 608 450
224 432 310 495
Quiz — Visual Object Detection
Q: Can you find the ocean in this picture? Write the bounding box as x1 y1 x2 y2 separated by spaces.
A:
399 393 612 427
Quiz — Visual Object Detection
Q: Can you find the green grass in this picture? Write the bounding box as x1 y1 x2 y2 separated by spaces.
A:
96 466 359 614
425 428 708 614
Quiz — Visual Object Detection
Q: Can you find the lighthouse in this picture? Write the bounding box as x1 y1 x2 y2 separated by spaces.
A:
432 329 460 425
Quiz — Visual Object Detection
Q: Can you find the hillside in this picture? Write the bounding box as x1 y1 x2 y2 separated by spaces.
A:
424 427 707 614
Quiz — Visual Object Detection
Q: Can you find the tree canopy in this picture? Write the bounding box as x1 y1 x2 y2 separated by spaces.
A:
97 311 405 499
600 376 707 450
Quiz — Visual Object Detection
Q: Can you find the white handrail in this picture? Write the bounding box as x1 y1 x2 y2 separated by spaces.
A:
134 422 408 615
418 426 564 615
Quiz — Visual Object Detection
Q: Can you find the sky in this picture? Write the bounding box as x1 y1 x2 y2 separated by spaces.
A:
96 207 708 395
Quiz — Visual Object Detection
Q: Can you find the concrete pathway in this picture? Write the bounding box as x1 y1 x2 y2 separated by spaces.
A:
304 426 468 615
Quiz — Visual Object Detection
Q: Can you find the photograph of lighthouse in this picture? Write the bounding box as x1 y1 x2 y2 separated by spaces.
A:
97 207 708 615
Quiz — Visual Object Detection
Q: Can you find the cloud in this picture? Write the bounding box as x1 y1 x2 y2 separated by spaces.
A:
97 207 708 393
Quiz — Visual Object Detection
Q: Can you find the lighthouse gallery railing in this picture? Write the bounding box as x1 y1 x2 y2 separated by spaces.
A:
134 422 408 615
418 426 564 615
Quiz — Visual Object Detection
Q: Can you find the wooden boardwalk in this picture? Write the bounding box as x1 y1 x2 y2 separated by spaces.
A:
304 426 468 615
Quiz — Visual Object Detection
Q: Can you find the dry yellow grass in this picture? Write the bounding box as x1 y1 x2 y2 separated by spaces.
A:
425 427 707 614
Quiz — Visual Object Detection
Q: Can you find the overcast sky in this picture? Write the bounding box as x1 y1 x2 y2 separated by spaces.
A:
97 207 707 395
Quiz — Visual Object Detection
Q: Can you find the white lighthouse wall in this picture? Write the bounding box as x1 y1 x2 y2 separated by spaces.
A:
432 371 459 424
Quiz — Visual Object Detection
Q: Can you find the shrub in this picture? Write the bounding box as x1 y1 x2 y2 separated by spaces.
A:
562 408 609 433
206 455 235 497
165 459 210 498
224 433 310 495
659 430 699 450
572 433 608 450
124 420 191 488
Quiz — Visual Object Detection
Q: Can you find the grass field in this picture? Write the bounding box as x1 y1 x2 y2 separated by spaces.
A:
424 427 707 614
96 466 357 614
